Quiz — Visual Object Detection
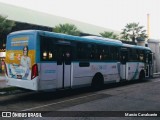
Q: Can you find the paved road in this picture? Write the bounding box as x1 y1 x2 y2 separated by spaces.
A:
0 78 160 120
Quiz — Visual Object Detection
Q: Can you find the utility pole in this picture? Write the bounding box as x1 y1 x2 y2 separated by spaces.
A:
147 13 150 39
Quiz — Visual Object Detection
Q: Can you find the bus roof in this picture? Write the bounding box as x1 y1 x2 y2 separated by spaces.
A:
9 30 123 46
123 43 151 51
8 30 151 51
8 30 39 35
82 36 122 45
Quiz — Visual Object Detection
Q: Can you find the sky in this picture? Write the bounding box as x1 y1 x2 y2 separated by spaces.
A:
0 0 160 39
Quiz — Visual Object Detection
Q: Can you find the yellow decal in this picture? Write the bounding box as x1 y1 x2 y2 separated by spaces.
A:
5 50 35 66
11 37 29 46
12 37 29 41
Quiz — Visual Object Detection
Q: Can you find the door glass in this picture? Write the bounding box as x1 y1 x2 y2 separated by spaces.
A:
57 47 63 65
57 45 71 65
121 51 128 64
149 53 152 64
64 46 71 65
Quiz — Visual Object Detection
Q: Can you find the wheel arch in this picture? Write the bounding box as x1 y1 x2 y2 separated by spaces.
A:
139 69 145 80
91 72 104 89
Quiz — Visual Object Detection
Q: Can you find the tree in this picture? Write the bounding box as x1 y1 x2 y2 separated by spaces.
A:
53 23 81 36
0 15 15 48
121 22 147 42
100 31 119 39
0 15 15 34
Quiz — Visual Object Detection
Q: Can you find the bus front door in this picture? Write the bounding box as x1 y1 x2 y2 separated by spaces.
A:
145 52 153 78
57 45 72 89
120 50 128 80
149 53 153 77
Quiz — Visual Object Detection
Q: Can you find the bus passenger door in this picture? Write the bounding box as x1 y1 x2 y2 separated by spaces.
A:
145 52 153 78
120 50 128 80
149 53 153 77
57 45 72 89
145 52 149 77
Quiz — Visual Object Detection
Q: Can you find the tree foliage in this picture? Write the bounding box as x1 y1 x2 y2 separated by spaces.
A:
0 15 15 34
121 22 147 42
100 31 119 39
53 23 81 36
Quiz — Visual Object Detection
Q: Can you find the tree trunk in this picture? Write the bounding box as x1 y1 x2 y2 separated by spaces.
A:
132 37 136 43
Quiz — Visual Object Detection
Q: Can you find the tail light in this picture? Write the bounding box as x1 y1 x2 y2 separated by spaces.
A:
4 62 8 76
31 64 38 79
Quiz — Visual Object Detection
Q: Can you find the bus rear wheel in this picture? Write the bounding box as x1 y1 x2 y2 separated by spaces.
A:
139 71 145 81
91 73 104 90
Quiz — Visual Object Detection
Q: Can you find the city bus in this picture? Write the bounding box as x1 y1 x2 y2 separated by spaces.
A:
5 30 153 91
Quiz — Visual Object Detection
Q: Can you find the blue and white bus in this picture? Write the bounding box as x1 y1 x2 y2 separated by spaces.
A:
5 30 153 91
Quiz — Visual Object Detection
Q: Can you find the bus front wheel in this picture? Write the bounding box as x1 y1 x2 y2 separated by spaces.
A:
91 73 104 90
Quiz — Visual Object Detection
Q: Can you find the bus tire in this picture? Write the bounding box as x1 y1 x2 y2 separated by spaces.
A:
91 73 104 90
139 70 145 81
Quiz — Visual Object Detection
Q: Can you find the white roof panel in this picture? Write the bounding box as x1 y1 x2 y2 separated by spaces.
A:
0 2 120 36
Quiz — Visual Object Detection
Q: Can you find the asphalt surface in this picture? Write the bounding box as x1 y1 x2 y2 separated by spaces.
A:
0 77 160 120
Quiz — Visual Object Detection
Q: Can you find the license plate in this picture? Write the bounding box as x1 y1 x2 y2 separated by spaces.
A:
17 75 22 79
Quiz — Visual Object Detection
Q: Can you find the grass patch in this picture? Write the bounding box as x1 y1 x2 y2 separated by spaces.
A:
0 87 18 92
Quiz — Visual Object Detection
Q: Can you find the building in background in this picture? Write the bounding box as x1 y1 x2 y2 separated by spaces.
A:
0 2 121 73
148 39 160 73
0 1 120 52
1 2 159 74
0 2 120 37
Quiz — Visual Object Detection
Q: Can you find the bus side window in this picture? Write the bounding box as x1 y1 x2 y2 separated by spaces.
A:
76 43 89 60
97 45 103 60
89 44 97 60
91 44 105 61
88 45 109 61
48 40 56 61
40 36 56 61
101 46 107 60
93 45 99 60
138 50 144 62
102 46 109 61
129 49 138 61
110 46 119 61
